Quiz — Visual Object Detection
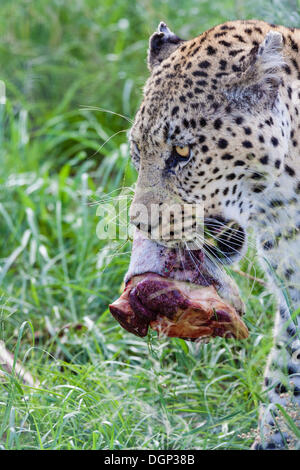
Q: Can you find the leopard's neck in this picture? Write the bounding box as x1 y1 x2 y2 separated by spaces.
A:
251 172 300 310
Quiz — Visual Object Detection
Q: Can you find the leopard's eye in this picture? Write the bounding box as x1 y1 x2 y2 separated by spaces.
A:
174 145 190 158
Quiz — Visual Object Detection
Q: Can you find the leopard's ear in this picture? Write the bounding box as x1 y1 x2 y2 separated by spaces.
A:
224 31 285 108
148 22 184 71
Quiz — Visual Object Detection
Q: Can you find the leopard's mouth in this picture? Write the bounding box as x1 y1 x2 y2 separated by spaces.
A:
203 217 246 264
109 230 248 341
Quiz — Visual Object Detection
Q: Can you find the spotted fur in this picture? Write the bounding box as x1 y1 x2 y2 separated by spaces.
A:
129 20 300 449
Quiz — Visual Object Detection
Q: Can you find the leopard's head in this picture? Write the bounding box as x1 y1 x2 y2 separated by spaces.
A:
129 21 289 263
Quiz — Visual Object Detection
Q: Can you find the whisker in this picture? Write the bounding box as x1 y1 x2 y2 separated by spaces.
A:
88 129 128 160
98 239 131 273
89 189 134 206
79 105 133 124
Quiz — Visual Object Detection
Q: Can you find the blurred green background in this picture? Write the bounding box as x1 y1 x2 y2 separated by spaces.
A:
0 0 299 450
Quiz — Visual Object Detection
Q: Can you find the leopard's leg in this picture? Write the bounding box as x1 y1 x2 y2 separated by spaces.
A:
252 304 300 449
251 193 300 449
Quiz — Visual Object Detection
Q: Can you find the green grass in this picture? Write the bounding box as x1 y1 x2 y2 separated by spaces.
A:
0 0 298 450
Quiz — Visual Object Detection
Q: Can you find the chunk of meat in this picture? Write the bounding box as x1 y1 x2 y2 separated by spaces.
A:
109 273 249 341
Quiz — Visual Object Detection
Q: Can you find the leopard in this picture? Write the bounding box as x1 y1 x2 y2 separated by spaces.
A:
128 19 300 449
